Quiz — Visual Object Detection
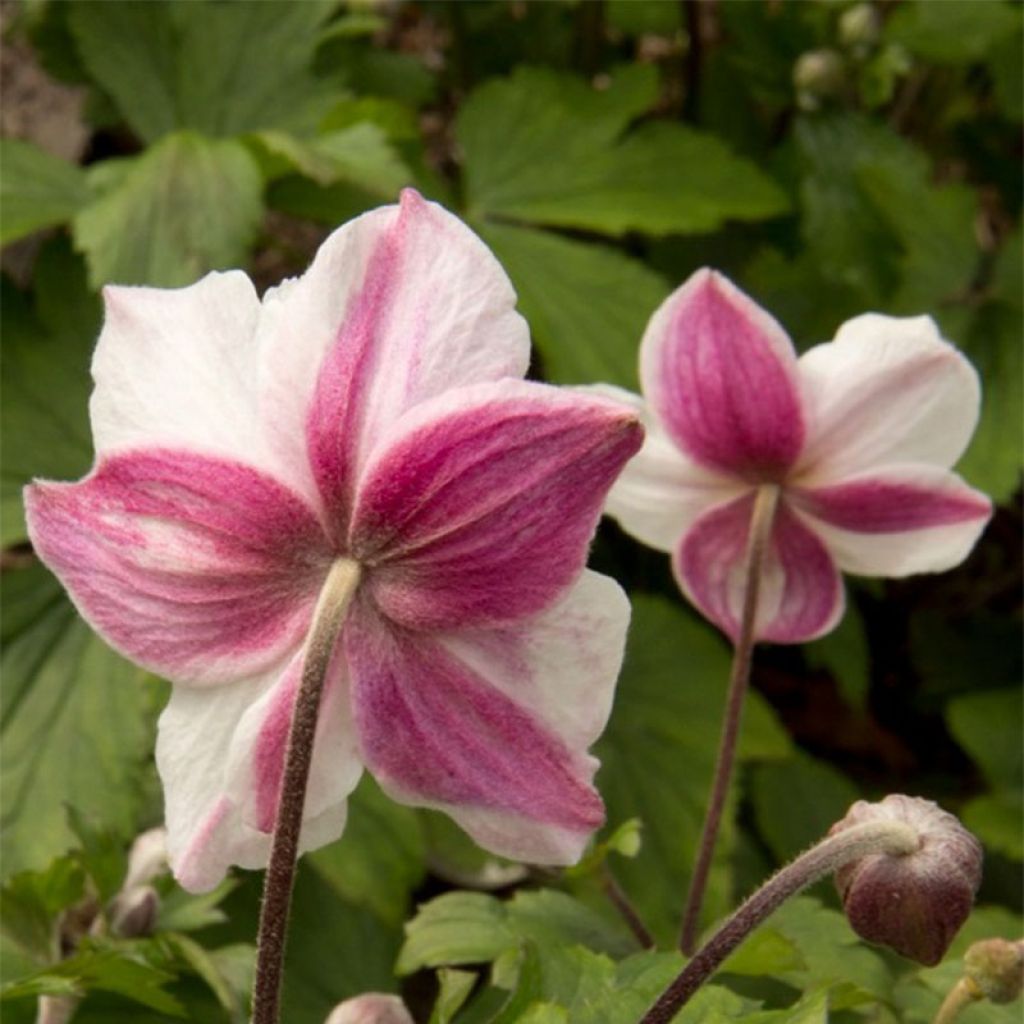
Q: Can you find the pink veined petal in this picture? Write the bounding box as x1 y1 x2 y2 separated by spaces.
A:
223 643 363 835
790 464 992 577
345 599 608 865
795 314 981 480
640 268 805 479
90 272 307 496
349 379 642 629
156 662 353 893
255 188 530 538
25 450 331 685
674 493 845 644
589 384 746 553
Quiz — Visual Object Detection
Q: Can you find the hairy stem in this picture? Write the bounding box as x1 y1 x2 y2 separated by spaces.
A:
932 978 983 1024
602 864 655 950
679 485 780 954
251 559 361 1024
643 819 919 1024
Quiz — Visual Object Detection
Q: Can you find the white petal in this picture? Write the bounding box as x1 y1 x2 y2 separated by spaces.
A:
590 385 744 553
796 314 981 481
790 463 992 577
157 649 361 893
90 272 301 492
255 189 530 510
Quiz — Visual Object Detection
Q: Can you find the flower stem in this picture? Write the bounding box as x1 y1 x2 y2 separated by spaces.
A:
679 484 780 954
932 978 983 1024
601 863 655 950
642 819 919 1024
251 559 361 1024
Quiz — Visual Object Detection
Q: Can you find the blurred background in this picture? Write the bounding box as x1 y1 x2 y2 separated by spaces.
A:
1 1 1021 1022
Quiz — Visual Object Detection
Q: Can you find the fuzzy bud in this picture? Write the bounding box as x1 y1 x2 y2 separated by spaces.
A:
324 994 415 1024
793 49 846 110
964 938 1024 1004
839 4 879 51
830 795 982 966
111 884 159 938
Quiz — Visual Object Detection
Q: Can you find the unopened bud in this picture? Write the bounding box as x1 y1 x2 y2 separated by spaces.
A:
964 938 1024 1004
324 994 415 1024
839 4 879 50
122 827 167 891
793 49 846 110
830 795 982 966
111 884 159 938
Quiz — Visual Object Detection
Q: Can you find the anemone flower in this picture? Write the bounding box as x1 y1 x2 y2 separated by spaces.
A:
598 268 991 952
25 189 642 899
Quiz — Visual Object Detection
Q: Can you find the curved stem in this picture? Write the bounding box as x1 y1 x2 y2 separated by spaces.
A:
251 559 361 1024
642 819 919 1024
679 485 780 954
932 978 982 1024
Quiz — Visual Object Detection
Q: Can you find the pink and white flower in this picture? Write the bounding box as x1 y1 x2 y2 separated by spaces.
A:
25 189 642 892
601 269 991 644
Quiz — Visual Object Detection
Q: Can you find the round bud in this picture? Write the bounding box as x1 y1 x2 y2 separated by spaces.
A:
830 795 983 966
839 4 879 50
324 994 415 1024
964 938 1024 1004
793 49 846 110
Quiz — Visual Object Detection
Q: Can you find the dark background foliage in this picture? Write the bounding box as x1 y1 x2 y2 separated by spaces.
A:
1 2 1020 1022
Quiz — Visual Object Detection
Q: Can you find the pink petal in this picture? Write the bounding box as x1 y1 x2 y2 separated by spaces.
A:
345 598 610 865
25 450 331 684
791 465 992 577
675 493 844 644
349 380 642 629
591 384 746 553
91 273 309 497
796 314 981 480
640 269 805 479
157 657 357 893
255 189 530 537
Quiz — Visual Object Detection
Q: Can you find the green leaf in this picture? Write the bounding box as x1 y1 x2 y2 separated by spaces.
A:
750 756 860 865
595 595 791 944
478 223 668 389
67 0 338 142
306 775 426 926
885 0 1020 65
73 132 263 288
0 857 85 969
0 239 98 544
0 139 89 244
397 889 635 976
156 879 237 934
429 968 477 1024
1 563 166 880
250 124 410 194
1 942 184 1016
954 230 1024 503
66 807 129 904
948 689 1024 859
762 897 894 1009
459 67 788 236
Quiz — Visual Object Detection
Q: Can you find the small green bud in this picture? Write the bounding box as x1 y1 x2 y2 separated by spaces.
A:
839 4 879 51
964 938 1024 1004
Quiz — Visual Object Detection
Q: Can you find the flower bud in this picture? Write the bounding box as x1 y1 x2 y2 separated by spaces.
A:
793 49 846 110
324 994 415 1024
964 938 1024 1004
839 4 879 51
830 795 982 966
111 884 159 938
122 827 168 891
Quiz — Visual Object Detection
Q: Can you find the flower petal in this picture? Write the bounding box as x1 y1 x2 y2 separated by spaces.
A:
25 450 330 684
675 493 844 644
791 464 992 576
90 272 307 493
345 596 612 865
796 314 981 480
640 269 805 478
256 188 530 536
349 379 642 629
157 657 356 893
591 385 746 553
